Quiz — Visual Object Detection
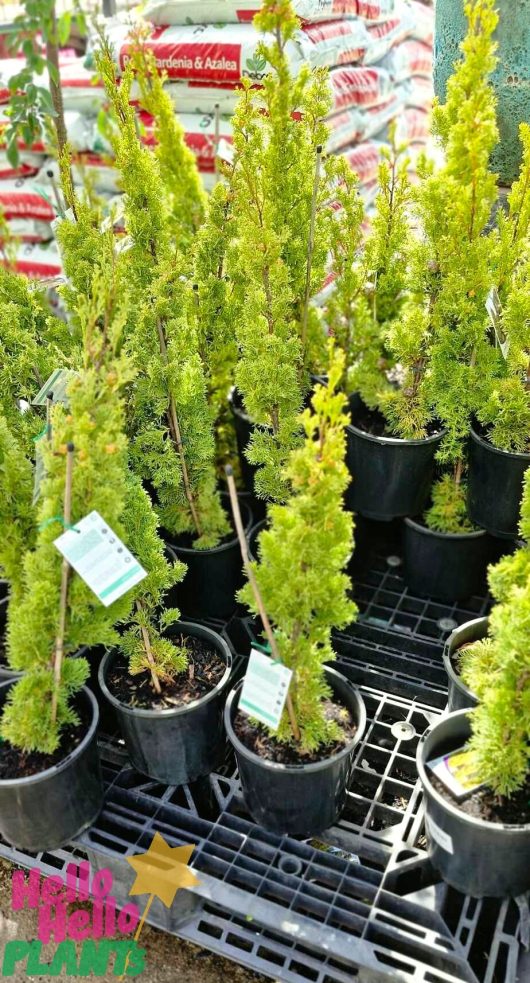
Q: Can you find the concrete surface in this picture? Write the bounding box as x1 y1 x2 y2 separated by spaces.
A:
0 859 270 982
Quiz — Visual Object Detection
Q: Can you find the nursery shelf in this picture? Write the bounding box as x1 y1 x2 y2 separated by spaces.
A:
0 670 526 983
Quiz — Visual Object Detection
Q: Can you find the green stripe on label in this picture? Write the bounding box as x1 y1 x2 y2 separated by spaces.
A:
99 565 142 599
239 698 277 726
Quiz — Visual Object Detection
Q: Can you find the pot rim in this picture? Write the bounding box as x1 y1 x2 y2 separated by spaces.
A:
346 416 446 449
417 709 530 833
165 493 252 558
99 621 233 719
470 419 530 462
443 617 488 702
224 665 367 775
405 516 488 542
0 684 99 789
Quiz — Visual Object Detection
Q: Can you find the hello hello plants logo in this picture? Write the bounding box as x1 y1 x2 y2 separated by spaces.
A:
1 834 200 977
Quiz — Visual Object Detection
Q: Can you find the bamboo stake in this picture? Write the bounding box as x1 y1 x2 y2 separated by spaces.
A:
136 601 162 695
300 145 323 360
51 442 75 727
225 465 300 742
155 317 202 537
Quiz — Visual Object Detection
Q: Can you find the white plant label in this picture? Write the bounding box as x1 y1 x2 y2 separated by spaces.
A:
485 287 510 359
427 746 484 801
239 648 293 731
32 368 76 407
54 510 147 607
425 814 454 855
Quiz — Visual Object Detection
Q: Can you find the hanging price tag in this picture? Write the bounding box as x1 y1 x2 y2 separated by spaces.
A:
485 287 510 359
427 746 485 801
54 510 147 607
239 648 293 731
32 368 76 407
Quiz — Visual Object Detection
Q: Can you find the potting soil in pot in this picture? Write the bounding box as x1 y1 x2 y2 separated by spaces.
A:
430 772 530 826
234 699 357 765
107 635 226 710
0 703 89 780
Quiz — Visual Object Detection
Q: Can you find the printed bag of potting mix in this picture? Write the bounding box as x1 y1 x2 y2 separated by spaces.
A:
0 179 56 222
142 0 397 25
379 39 432 81
92 18 371 82
2 240 63 279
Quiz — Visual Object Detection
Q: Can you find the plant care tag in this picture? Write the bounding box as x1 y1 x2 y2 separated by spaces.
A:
32 368 76 407
485 287 510 359
427 746 485 801
239 648 292 731
54 510 147 607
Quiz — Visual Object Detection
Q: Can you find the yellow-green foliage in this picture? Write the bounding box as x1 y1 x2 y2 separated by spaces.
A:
240 349 356 751
0 416 35 603
460 469 530 796
95 39 228 548
228 0 340 500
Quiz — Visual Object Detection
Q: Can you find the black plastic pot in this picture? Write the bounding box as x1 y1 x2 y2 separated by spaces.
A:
345 404 444 520
229 388 262 495
0 579 7 601
417 710 530 898
443 618 485 712
164 493 252 620
467 421 530 538
99 622 233 785
403 518 494 602
0 683 103 851
224 667 366 836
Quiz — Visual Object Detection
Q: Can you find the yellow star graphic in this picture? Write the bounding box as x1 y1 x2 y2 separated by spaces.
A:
120 833 200 979
127 832 200 908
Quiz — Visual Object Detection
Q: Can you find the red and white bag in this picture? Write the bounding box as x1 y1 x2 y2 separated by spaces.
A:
1 217 54 243
326 108 363 152
400 75 433 110
143 0 396 24
161 63 393 116
2 240 63 279
39 156 120 195
96 17 370 83
138 109 234 171
341 140 386 185
356 91 404 139
60 59 106 114
363 10 414 64
407 0 434 44
0 151 43 180
0 179 56 222
380 39 432 80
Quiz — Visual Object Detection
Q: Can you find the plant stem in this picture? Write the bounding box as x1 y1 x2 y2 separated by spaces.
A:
51 442 75 728
136 600 162 694
46 9 68 157
225 466 301 742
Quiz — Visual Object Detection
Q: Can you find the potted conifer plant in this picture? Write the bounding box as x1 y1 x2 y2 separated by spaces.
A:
224 351 366 836
94 39 251 619
400 0 504 601
227 0 343 503
468 149 530 537
56 194 235 787
417 469 530 898
327 133 446 521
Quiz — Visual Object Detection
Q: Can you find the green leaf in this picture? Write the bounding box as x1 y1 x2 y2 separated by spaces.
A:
57 11 72 47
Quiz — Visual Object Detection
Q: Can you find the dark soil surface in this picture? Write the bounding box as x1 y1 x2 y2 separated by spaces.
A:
0 703 88 780
107 636 226 711
234 699 357 765
351 403 441 440
431 773 530 825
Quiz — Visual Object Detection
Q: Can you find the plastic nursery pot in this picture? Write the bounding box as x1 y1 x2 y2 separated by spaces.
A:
229 387 262 496
417 709 530 898
247 518 267 564
467 421 530 539
443 618 486 712
0 595 17 682
0 683 103 852
403 518 494 603
164 492 252 620
224 666 367 836
345 401 444 521
99 622 233 786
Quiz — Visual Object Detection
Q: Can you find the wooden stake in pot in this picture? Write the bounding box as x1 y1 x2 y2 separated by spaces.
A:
51 442 75 727
225 465 301 742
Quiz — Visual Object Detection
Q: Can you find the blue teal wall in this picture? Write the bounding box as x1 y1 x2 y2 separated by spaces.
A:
434 0 530 184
